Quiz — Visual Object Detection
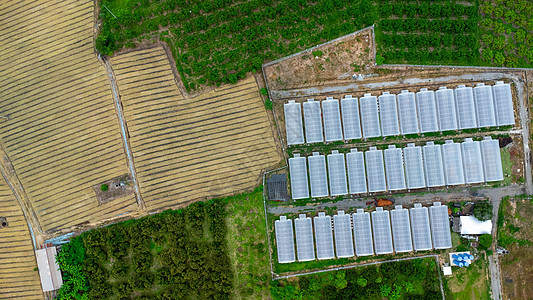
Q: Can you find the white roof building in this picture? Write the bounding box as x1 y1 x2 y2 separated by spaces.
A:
460 216 492 235
35 246 63 292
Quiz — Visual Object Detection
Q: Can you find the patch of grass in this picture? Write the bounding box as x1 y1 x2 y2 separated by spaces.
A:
500 148 512 185
445 253 491 300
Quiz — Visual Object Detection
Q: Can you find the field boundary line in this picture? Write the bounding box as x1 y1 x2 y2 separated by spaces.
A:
102 56 145 209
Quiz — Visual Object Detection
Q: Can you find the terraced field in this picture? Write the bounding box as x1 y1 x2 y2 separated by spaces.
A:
0 0 138 232
0 179 43 299
110 47 281 210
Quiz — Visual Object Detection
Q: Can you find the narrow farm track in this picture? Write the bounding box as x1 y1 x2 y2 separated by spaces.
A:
0 0 138 232
0 178 43 299
110 47 281 210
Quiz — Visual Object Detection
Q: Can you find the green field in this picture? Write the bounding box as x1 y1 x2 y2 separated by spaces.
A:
271 258 443 300
96 0 533 91
444 253 491 300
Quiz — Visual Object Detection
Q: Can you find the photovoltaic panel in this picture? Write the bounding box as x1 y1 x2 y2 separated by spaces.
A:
403 143 426 189
423 142 445 187
322 98 344 142
284 100 305 145
341 95 362 140
327 150 348 196
346 149 367 194
481 137 504 182
294 214 315 261
379 92 400 136
410 203 432 251
474 83 497 127
454 85 477 129
442 140 465 186
397 90 419 135
333 211 355 258
352 209 374 256
275 216 296 263
435 86 458 131
384 145 406 191
372 207 394 254
365 147 387 192
308 152 329 197
429 202 452 249
461 138 484 184
390 206 413 253
314 212 335 260
492 81 515 126
360 93 381 138
289 154 309 199
416 88 439 133
303 99 324 143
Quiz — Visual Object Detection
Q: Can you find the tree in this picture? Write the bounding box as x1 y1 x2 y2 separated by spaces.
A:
380 284 391 297
479 234 493 250
473 201 493 221
356 277 367 287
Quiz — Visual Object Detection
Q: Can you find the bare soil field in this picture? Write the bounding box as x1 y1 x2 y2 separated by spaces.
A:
0 178 43 299
263 26 375 91
499 198 533 300
110 46 282 211
0 0 139 233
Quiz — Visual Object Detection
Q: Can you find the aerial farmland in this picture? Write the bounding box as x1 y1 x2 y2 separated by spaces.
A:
0 0 533 299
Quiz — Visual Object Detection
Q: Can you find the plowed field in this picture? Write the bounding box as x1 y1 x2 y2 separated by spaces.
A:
0 0 137 232
111 47 281 210
0 179 43 299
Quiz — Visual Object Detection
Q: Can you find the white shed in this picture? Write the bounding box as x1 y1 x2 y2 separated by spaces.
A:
460 216 492 235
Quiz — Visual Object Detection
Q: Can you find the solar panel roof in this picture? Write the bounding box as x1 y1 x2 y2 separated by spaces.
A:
423 142 446 187
322 98 344 142
435 86 458 131
461 138 484 184
346 149 368 194
390 206 413 253
492 81 515 126
289 154 309 199
403 143 426 189
429 202 452 249
481 137 504 182
303 99 324 143
314 212 335 260
308 152 329 197
397 90 419 135
474 83 497 128
365 147 387 193
327 150 348 196
372 207 394 254
454 85 477 129
333 211 355 258
284 100 305 145
416 88 439 133
294 214 315 261
384 145 406 191
275 216 296 263
341 95 362 140
352 209 374 256
410 203 433 251
379 92 400 137
360 93 381 138
442 140 465 186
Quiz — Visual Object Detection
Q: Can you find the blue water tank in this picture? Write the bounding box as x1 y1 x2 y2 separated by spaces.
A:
452 254 459 260
468 254 474 260
459 262 464 267
452 260 460 266
464 261 470 267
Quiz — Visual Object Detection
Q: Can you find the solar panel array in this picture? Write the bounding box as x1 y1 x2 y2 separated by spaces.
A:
333 211 355 258
390 206 413 253
429 202 453 249
275 202 452 262
284 83 514 145
289 137 504 199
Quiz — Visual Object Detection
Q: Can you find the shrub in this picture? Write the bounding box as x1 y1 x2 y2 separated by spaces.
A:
259 87 268 96
312 50 324 57
473 201 493 221
356 277 367 287
264 98 273 110
100 184 109 192
479 234 493 250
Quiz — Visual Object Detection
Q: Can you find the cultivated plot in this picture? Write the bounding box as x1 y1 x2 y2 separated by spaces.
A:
0 0 137 232
111 47 280 210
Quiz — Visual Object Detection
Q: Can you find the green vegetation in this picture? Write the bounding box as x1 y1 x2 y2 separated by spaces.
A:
444 253 491 300
497 197 533 248
100 184 109 192
473 201 493 221
264 98 273 110
479 234 493 250
271 258 442 299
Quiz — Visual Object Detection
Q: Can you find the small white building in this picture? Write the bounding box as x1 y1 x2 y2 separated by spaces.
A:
443 266 452 276
460 216 492 235
35 246 63 292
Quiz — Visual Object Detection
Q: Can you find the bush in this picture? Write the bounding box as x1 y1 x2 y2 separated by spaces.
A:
264 98 273 110
259 87 268 96
473 201 493 221
479 234 493 250
100 184 109 192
